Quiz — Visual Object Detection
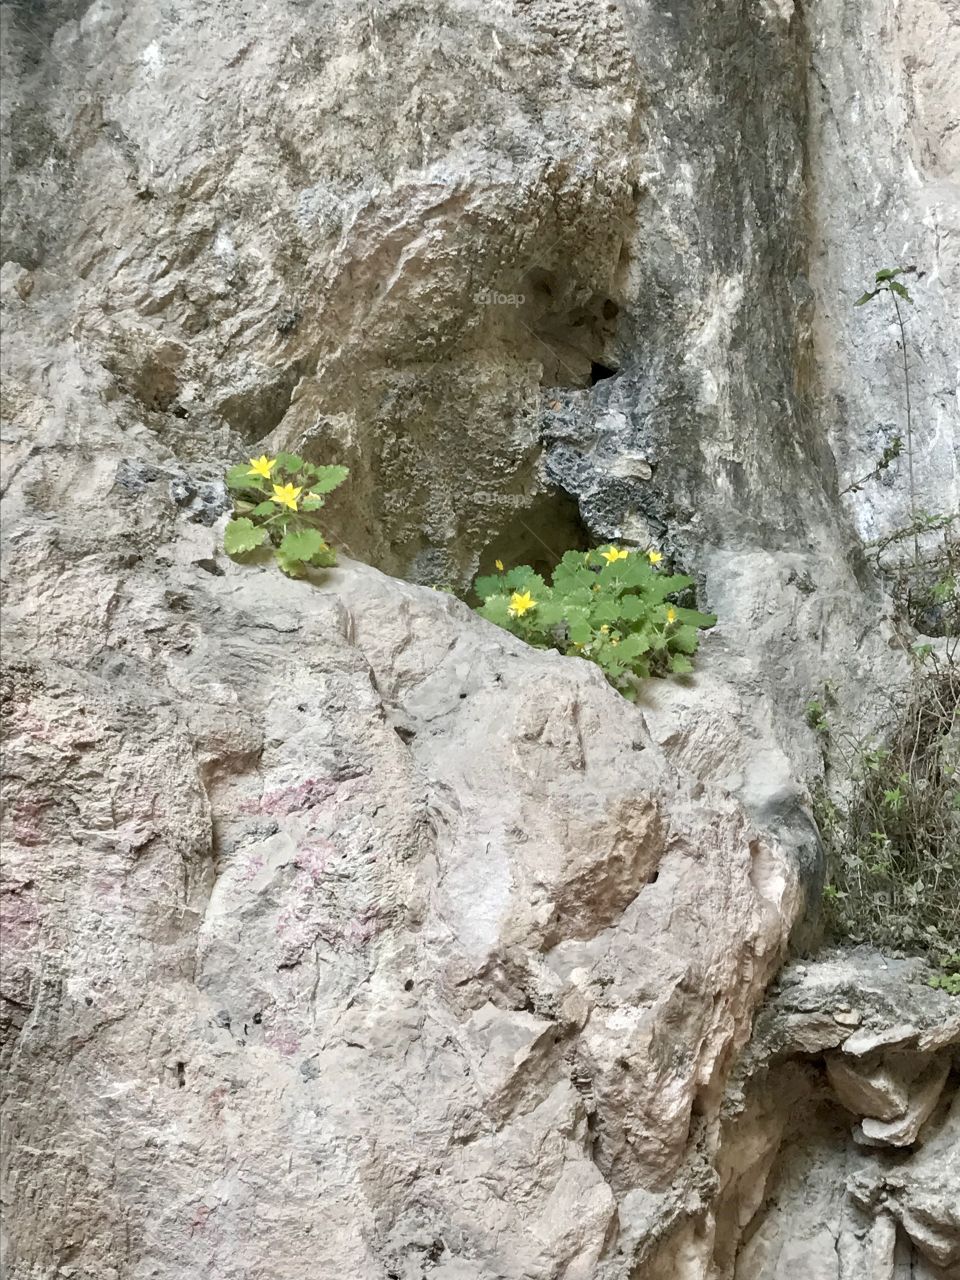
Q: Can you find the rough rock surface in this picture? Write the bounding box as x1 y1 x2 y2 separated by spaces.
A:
1 469 801 1277
714 953 960 1280
1 1 959 1278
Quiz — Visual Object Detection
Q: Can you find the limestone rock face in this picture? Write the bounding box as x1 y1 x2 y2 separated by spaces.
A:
715 954 960 1280
1 1 958 1278
1 477 800 1276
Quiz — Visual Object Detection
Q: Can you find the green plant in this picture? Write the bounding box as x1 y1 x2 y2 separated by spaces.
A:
474 546 716 698
814 645 960 958
866 511 959 638
853 268 959 634
928 954 960 996
223 452 348 578
853 266 918 564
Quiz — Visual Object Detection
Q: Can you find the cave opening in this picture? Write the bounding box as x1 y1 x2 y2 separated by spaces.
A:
473 486 589 600
590 360 619 385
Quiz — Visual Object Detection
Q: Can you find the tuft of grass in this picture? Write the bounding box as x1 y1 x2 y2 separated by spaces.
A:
813 645 959 961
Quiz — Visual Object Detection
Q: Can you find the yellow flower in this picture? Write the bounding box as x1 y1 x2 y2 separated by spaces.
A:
601 547 629 564
248 455 277 479
647 549 663 565
667 607 677 624
610 637 620 646
272 482 302 511
508 590 536 617
495 559 505 572
600 625 610 634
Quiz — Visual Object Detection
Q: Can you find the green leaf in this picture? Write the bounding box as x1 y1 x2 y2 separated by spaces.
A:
475 575 505 600
226 463 258 489
302 495 325 511
275 452 305 475
562 614 589 646
536 600 567 628
619 595 652 622
504 567 546 593
669 625 700 655
275 548 307 578
670 653 694 674
854 290 878 306
309 544 337 568
651 573 693 599
279 528 327 563
224 517 267 555
874 268 903 282
590 598 621 624
310 465 350 495
477 595 513 628
252 500 278 517
888 280 913 302
672 606 717 629
617 632 651 661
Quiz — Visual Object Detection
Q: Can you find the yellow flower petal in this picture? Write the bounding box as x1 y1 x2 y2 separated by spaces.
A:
667 607 677 624
647 549 663 565
272 482 302 511
508 590 536 617
495 559 505 572
600 546 629 563
248 454 278 479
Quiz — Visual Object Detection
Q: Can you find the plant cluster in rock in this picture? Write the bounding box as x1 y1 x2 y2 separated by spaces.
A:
867 510 960 639
850 264 960 635
224 453 348 577
474 547 716 697
927 954 960 996
812 644 960 963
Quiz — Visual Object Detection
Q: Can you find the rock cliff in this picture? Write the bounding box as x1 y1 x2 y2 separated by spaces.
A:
1 2 957 1277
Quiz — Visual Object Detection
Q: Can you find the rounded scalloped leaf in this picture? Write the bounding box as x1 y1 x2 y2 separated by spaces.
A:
279 528 327 563
224 517 267 555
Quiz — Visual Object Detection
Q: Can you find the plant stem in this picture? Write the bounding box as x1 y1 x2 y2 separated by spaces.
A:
891 292 918 569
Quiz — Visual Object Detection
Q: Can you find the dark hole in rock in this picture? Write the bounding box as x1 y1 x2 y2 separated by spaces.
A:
647 869 659 884
176 1062 186 1088
478 487 589 598
590 360 619 385
170 403 189 419
404 979 414 991
518 269 621 388
195 558 224 576
394 725 416 743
